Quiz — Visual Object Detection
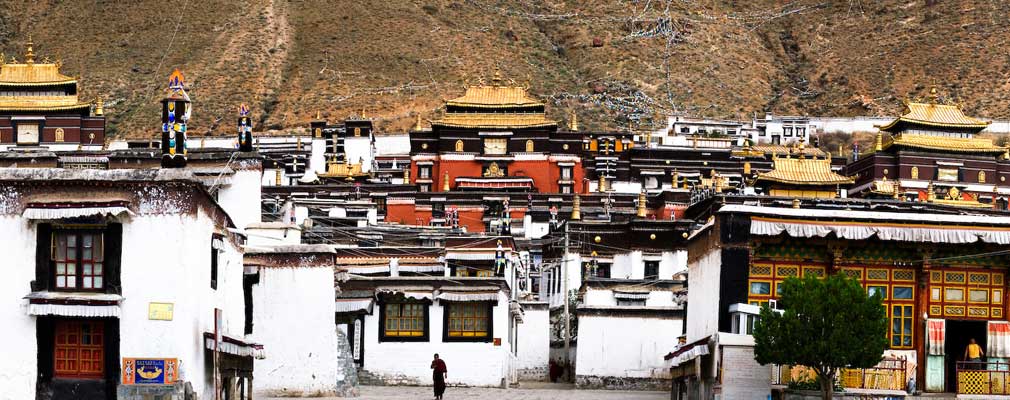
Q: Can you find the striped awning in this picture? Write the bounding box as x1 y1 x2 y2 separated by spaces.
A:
614 291 651 300
376 286 434 300
24 201 132 220
204 333 265 359
335 298 374 313
436 286 500 302
27 303 120 317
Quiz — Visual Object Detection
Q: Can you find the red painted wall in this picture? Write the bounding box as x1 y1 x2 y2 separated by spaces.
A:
385 203 418 225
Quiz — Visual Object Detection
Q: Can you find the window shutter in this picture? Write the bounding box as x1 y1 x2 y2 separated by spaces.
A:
33 223 52 292
104 223 123 294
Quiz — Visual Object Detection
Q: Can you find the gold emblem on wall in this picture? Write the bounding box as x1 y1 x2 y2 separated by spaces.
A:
484 162 505 177
354 127 361 137
455 139 464 152
54 128 64 142
911 166 919 180
314 128 321 138
525 139 534 152
979 171 986 183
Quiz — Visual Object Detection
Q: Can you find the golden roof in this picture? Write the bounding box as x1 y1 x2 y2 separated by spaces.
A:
878 101 989 131
0 63 76 86
755 156 854 186
430 112 556 129
445 84 543 109
750 143 826 157
886 133 1005 153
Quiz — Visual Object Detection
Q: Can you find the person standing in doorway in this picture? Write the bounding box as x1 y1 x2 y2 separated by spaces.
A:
964 338 984 369
431 353 447 400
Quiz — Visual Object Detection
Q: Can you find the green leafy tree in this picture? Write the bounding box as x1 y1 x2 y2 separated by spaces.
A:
753 274 888 400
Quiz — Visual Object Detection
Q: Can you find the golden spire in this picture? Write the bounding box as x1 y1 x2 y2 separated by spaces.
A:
571 195 581 220
743 161 751 175
275 167 283 186
360 108 366 119
25 35 34 64
443 171 450 192
403 167 410 182
569 111 579 131
929 86 939 104
296 136 303 150
315 110 322 120
637 189 647 218
672 169 679 188
94 96 104 116
598 174 607 193
414 113 423 131
927 181 936 202
892 181 900 200
491 68 503 86
874 132 883 152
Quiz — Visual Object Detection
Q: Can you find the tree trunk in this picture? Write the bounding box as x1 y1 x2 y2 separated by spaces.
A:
819 371 834 400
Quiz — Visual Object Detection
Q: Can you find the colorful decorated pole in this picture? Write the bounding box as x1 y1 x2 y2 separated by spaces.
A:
161 69 191 168
237 103 254 152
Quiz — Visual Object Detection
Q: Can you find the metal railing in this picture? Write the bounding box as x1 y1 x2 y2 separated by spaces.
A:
957 361 1010 395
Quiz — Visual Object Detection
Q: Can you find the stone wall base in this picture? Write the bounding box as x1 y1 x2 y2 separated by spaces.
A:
518 367 548 382
575 375 670 391
117 382 194 400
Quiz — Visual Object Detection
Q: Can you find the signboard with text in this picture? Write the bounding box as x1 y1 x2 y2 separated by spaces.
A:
122 358 178 385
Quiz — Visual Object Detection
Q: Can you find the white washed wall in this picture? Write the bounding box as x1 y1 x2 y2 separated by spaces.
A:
575 315 681 378
217 167 263 230
687 249 721 342
344 137 373 172
515 305 550 380
361 292 510 386
252 266 341 396
118 211 247 400
0 215 40 400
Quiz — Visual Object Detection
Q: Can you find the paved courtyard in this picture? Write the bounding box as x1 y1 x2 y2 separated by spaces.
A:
265 384 670 399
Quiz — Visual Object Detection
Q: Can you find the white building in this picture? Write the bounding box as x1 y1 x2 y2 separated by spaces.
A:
750 113 814 145
331 238 525 388
0 168 259 400
245 244 356 397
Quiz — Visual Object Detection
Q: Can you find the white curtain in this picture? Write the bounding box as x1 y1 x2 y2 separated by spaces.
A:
988 321 1010 358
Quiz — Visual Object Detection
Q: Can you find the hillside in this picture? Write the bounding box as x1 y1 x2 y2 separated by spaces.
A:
3 0 1009 139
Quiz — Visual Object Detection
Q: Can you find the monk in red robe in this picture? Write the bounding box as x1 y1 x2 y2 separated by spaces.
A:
431 353 447 399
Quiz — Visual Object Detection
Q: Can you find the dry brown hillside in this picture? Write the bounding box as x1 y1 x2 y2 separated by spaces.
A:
3 0 1010 138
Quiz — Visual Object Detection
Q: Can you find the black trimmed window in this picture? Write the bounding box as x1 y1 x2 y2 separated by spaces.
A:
211 234 223 290
52 231 104 291
443 301 493 342
644 261 660 280
379 301 429 342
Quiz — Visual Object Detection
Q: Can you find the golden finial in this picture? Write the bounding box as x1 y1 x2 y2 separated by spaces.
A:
892 181 900 200
414 113 423 131
42 56 51 64
55 59 61 69
927 181 936 202
443 171 450 192
598 174 607 192
296 136 303 150
792 198 801 209
929 86 939 104
637 189 647 218
568 111 579 131
874 132 883 152
491 68 503 85
672 169 679 188
360 108 366 119
315 110 322 120
25 35 34 64
403 167 410 182
94 96 104 116
571 195 581 220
